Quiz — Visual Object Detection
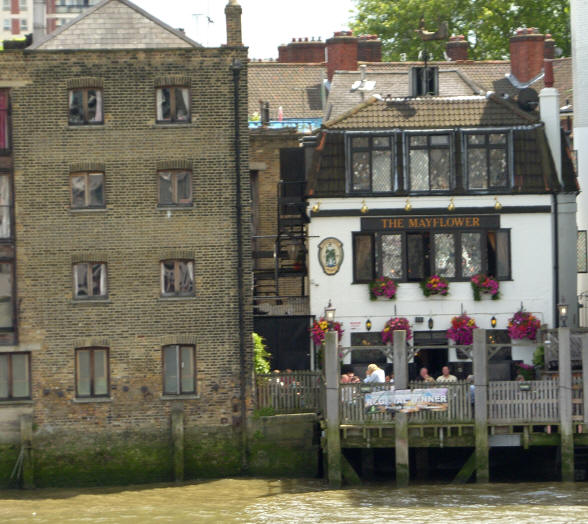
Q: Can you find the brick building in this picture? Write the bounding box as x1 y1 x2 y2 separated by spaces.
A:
0 0 252 486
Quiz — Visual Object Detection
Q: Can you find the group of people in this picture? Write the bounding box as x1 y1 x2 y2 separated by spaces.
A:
341 363 458 384
418 365 458 383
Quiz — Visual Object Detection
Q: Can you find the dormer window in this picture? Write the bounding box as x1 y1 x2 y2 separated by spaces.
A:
410 67 438 96
464 132 510 190
349 135 397 193
407 133 452 191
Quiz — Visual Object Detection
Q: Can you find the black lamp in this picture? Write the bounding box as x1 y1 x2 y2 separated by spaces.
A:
428 317 434 330
491 316 497 328
365 319 372 331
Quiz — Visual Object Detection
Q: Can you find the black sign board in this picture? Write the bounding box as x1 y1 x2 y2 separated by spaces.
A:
361 214 500 232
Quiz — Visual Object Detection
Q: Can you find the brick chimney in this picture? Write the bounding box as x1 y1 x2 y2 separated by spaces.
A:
544 34 556 59
510 28 545 83
357 35 382 62
326 31 358 81
225 0 242 47
446 35 469 61
278 37 326 63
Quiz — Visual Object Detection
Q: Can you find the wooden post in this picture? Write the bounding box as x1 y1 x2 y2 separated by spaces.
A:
324 329 342 487
558 326 574 482
20 414 34 489
394 329 409 487
581 334 588 432
171 407 184 482
473 328 489 483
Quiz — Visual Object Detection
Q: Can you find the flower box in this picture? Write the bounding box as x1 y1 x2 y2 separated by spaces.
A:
420 275 449 297
471 273 500 301
369 276 397 300
381 317 412 344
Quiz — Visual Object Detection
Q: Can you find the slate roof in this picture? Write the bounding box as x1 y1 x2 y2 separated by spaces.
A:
248 62 326 120
30 0 200 50
323 95 538 130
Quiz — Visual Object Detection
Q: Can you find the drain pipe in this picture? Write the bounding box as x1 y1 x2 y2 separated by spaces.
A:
230 57 248 471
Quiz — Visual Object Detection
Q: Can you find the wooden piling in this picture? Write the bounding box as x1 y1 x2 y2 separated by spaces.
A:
171 407 184 482
20 414 34 489
324 330 342 487
394 329 409 487
473 328 489 483
558 326 574 482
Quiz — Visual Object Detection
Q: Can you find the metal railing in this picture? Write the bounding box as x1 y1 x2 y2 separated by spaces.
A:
256 371 322 413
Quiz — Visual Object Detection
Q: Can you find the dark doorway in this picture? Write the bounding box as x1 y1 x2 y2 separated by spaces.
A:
279 148 306 215
254 315 312 370
412 330 449 380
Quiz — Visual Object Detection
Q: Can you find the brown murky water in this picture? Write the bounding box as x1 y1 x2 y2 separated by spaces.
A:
1 479 587 523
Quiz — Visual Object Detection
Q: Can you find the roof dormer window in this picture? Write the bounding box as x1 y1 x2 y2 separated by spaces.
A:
410 66 438 97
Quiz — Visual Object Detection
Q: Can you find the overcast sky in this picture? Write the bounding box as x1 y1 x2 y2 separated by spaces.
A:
133 0 357 58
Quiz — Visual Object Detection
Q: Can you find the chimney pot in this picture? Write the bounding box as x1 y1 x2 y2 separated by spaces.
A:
510 28 545 83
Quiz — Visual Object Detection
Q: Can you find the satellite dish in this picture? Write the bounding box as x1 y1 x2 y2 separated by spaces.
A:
517 88 539 111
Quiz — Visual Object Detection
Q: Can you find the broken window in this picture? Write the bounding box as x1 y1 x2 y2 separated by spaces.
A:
156 87 190 123
0 353 30 400
163 345 195 395
161 260 194 297
70 172 104 208
73 263 107 299
158 170 192 205
69 88 103 125
76 348 108 398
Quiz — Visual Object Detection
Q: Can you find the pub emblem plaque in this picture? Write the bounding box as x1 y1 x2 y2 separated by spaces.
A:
318 237 343 276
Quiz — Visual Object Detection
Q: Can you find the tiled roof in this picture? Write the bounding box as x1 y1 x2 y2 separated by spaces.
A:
324 95 538 130
31 0 200 50
248 62 326 120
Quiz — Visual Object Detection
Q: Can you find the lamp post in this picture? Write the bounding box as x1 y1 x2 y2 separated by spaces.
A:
324 300 336 328
558 301 568 327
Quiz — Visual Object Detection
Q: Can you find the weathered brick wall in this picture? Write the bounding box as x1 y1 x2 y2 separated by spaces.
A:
1 46 252 441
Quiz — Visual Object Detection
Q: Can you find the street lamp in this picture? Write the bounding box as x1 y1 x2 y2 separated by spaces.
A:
324 300 336 327
558 301 568 327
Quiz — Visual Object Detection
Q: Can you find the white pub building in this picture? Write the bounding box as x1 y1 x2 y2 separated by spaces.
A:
306 87 578 379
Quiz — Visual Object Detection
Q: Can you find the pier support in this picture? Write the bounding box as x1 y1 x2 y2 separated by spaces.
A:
20 414 34 489
558 327 574 482
473 328 489 483
171 407 184 482
325 330 342 487
394 329 409 487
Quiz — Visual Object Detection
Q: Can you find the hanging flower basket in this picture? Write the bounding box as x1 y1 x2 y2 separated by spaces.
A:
447 314 478 345
369 276 397 300
420 275 449 297
508 310 541 341
310 317 344 346
471 273 500 301
381 317 412 344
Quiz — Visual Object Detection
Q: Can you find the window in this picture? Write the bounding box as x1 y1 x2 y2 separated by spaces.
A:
162 345 195 395
0 263 13 328
2 0 9 11
20 18 27 31
70 172 104 208
0 177 9 241
465 133 509 190
349 135 396 193
73 263 107 299
0 90 7 151
19 0 27 10
579 230 587 273
0 353 30 400
410 66 438 96
158 170 192 206
75 348 108 398
353 229 511 283
156 87 190 123
68 88 103 125
408 134 452 191
161 260 194 296
3 19 9 31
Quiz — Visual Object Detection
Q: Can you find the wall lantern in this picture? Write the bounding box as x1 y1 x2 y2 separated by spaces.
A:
286 242 300 260
558 301 568 327
404 198 412 212
360 199 369 214
447 198 456 212
365 319 372 331
311 200 321 213
324 300 336 326
494 196 503 211
428 317 434 330
491 316 497 328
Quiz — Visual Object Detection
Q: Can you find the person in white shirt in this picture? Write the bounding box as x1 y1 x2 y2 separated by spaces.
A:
436 365 457 383
364 363 385 383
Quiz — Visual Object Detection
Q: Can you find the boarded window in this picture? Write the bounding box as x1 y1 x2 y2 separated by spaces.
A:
158 170 192 205
69 88 103 125
0 353 30 400
161 260 194 296
70 172 105 208
156 87 190 123
76 348 108 397
73 263 107 298
163 345 195 395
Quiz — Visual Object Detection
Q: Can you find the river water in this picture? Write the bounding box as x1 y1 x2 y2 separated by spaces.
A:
1 479 587 523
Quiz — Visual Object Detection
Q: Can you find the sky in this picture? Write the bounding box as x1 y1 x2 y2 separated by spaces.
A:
133 0 357 59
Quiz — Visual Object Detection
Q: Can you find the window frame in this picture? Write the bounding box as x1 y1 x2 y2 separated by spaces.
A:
157 170 193 207
155 86 191 124
75 347 109 399
404 131 454 193
352 232 375 283
72 262 108 300
0 89 9 153
346 133 398 194
0 352 31 400
410 66 439 97
68 87 103 126
162 344 196 395
462 130 513 192
578 230 587 274
70 171 105 209
160 259 195 297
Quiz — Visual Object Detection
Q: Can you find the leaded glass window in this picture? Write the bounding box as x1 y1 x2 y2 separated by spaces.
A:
461 232 482 277
381 234 403 279
434 233 456 278
466 133 509 190
578 230 587 273
349 135 396 193
408 134 451 191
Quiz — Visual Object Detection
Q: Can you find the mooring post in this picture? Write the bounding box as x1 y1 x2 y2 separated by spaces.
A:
324 329 342 487
558 326 574 482
171 406 184 482
20 414 34 489
473 328 489 483
581 334 588 433
394 329 409 487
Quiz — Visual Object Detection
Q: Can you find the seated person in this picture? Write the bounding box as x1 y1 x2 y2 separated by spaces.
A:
419 367 435 383
436 365 457 382
364 363 385 383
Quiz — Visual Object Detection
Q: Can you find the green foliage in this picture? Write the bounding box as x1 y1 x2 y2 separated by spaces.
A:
253 407 276 418
533 345 545 368
253 332 271 375
351 0 570 61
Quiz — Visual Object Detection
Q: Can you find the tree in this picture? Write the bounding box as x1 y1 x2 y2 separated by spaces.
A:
350 0 570 61
253 332 271 375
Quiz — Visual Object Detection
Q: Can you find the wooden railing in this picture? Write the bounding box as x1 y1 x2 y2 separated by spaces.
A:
488 380 559 423
255 371 322 413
